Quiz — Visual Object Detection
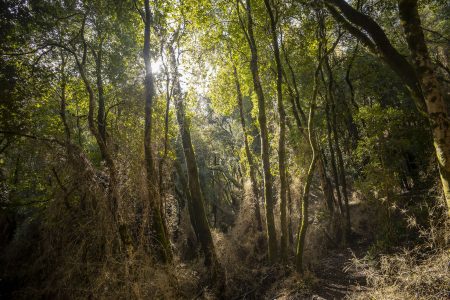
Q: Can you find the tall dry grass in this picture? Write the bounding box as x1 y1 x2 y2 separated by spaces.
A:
347 202 449 300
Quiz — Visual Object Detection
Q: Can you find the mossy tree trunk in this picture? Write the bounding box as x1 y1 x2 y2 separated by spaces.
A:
264 0 288 261
295 67 320 273
169 43 221 271
142 0 172 262
232 63 263 231
237 0 278 262
398 0 450 214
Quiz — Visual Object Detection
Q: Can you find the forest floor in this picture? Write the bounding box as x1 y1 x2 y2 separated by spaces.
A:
311 240 369 299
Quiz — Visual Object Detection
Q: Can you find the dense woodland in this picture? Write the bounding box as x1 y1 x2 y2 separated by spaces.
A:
0 0 449 299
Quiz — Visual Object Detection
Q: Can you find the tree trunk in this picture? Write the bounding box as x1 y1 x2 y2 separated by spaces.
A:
324 0 425 111
93 43 106 143
398 0 450 213
317 149 336 214
295 76 319 273
75 39 122 237
325 0 450 213
158 61 171 196
232 63 262 231
264 0 288 261
169 43 221 271
287 175 294 246
142 0 172 262
282 39 336 216
238 0 278 262
323 53 351 239
324 95 344 215
174 157 198 240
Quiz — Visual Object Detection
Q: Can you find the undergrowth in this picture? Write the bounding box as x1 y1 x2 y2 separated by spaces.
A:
347 204 449 300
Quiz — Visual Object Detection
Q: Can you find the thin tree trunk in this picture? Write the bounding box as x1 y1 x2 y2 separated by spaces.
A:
319 14 351 237
325 60 351 239
287 174 294 246
58 53 71 143
324 94 343 215
158 66 172 246
264 0 288 261
142 0 171 262
237 0 277 262
67 35 130 255
343 44 359 150
282 38 336 215
75 41 120 220
158 63 171 196
92 42 106 143
317 149 336 214
295 68 320 273
232 63 262 231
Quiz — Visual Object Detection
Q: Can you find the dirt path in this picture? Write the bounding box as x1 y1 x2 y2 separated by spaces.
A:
311 241 369 299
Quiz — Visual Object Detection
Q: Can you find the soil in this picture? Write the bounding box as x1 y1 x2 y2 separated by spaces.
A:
311 239 369 300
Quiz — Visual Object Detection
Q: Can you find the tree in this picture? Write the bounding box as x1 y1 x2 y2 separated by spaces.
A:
324 0 450 214
318 19 351 239
140 0 172 263
231 60 263 231
296 56 321 274
237 0 278 263
398 0 450 213
263 0 289 261
169 38 221 273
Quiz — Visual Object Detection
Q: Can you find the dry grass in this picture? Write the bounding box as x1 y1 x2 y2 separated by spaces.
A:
0 156 189 299
211 180 268 298
210 180 323 299
348 247 449 300
4 156 448 300
347 216 450 300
